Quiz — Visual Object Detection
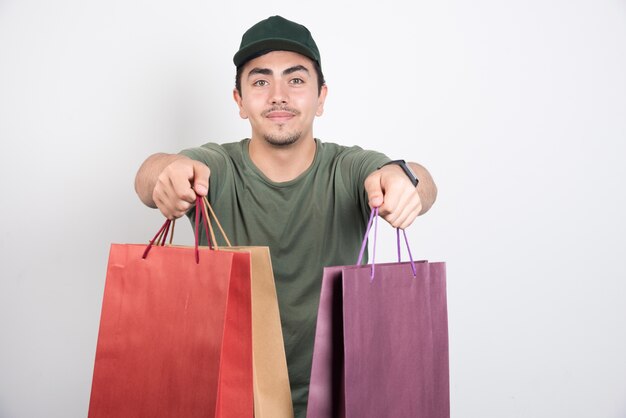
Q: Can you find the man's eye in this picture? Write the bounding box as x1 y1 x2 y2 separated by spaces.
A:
290 78 304 84
253 80 268 87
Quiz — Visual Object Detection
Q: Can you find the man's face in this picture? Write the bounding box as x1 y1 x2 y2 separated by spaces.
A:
233 50 327 147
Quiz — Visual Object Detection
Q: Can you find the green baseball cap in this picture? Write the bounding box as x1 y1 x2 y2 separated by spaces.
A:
233 15 321 68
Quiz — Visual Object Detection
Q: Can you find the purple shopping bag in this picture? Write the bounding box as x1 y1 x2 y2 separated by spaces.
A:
307 208 449 418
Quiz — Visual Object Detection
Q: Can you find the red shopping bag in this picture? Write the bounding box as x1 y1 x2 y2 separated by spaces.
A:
88 197 253 418
307 208 449 418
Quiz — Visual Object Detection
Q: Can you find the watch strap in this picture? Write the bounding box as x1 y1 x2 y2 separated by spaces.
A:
378 159 419 187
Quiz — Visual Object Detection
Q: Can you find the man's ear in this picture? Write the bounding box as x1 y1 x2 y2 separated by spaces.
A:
233 88 248 119
316 84 328 117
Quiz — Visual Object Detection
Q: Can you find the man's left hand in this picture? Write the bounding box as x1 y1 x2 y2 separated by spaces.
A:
364 163 424 229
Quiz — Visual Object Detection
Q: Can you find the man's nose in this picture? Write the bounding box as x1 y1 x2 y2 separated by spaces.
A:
270 82 288 105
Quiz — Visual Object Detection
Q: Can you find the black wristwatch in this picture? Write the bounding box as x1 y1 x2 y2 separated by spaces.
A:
378 160 419 187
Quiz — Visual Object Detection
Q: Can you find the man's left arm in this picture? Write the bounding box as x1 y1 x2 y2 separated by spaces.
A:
364 162 437 229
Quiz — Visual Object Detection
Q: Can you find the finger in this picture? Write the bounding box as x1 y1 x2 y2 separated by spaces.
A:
192 162 210 196
382 185 422 228
168 170 196 203
364 172 384 208
153 176 193 220
378 182 405 223
154 192 193 220
395 193 423 229
398 206 421 229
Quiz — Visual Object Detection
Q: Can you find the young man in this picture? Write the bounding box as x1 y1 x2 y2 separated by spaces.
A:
135 15 437 417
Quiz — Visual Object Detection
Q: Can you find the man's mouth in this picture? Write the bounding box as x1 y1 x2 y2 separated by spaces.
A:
263 108 299 123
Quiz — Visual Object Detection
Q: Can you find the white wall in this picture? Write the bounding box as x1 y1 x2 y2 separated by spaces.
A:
1 1 625 417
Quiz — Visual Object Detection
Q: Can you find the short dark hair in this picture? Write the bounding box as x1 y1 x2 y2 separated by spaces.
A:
235 53 326 97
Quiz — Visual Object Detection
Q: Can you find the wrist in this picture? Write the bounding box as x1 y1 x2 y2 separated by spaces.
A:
378 160 419 187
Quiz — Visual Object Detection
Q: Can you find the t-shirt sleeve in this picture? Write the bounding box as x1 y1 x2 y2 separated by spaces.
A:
338 146 390 221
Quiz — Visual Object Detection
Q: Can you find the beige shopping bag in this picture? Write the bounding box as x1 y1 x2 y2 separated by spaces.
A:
226 246 294 418
201 198 294 418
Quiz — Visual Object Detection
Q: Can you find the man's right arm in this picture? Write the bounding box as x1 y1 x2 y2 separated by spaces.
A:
134 153 211 219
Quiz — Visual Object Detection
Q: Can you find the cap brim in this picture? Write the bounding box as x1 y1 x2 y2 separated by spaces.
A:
233 38 319 67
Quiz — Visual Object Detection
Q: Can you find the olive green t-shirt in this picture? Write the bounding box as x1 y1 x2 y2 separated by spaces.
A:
181 138 389 417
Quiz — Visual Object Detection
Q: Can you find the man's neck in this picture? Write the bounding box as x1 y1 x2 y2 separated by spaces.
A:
248 135 317 182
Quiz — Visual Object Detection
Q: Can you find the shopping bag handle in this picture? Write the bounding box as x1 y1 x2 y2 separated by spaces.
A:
142 196 232 263
142 218 178 259
141 197 207 264
197 196 232 249
356 207 417 280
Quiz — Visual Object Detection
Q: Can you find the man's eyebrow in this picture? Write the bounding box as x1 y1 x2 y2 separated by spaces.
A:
283 65 310 76
247 67 272 78
247 65 310 79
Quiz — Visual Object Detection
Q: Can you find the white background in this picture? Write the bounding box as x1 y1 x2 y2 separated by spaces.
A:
1 1 625 417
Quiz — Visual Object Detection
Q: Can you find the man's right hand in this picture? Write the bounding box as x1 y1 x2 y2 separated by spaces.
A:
135 154 211 219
